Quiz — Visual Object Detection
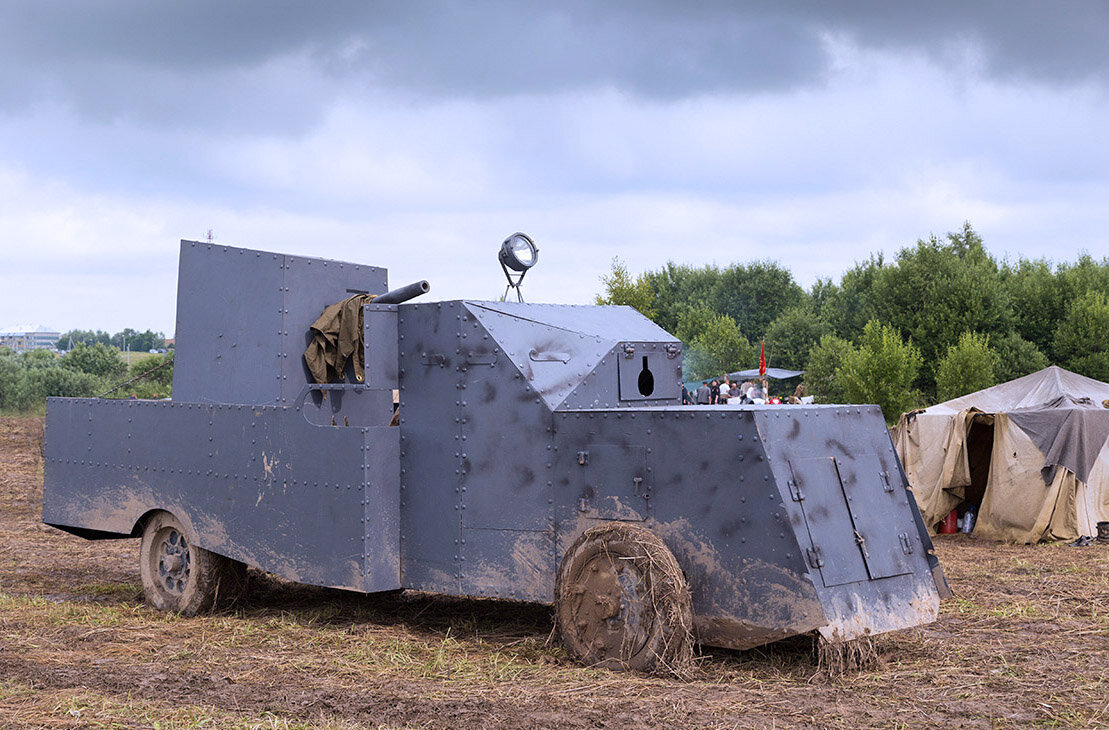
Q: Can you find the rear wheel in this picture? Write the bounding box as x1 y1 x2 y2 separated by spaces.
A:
555 523 693 672
139 511 246 615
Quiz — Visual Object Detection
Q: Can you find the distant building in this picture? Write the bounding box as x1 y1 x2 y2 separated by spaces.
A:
0 325 61 352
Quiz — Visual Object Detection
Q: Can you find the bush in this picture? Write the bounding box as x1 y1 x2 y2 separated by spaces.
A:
805 334 855 404
838 320 922 423
1054 292 1109 381
26 367 103 399
764 305 831 372
681 311 754 382
596 257 656 320
991 332 1049 384
0 355 34 411
935 332 1000 402
62 343 127 378
129 353 174 387
0 344 171 412
21 349 58 369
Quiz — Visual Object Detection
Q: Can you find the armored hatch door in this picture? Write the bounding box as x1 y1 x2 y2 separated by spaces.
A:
834 453 915 581
788 456 869 587
788 454 914 587
573 444 649 521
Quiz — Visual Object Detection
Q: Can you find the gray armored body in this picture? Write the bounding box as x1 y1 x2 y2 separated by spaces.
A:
43 241 948 671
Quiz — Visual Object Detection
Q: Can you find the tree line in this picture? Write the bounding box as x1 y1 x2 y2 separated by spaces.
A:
55 328 167 353
596 222 1109 422
0 344 173 413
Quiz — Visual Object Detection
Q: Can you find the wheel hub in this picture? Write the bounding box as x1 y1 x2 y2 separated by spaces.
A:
157 529 191 595
573 553 652 660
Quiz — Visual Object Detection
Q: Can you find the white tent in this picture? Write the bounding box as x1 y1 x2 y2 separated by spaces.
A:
894 366 1109 543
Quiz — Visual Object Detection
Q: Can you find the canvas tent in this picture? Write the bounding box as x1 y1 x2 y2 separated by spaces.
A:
894 366 1109 543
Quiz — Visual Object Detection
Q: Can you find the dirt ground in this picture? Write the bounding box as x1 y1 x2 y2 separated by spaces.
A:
1 415 1107 729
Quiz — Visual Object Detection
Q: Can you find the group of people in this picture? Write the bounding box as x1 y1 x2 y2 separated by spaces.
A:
681 379 809 406
687 378 766 405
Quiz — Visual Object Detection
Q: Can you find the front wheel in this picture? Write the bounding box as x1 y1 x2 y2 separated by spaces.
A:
555 523 693 672
139 511 246 615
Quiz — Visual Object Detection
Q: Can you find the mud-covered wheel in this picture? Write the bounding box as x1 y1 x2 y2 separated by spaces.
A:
139 511 247 616
556 523 693 672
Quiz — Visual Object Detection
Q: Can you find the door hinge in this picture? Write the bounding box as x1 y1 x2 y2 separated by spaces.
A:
787 478 804 502
881 470 895 493
899 532 914 554
806 547 824 569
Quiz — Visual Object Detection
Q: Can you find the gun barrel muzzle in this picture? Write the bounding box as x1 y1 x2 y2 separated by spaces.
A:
374 280 430 304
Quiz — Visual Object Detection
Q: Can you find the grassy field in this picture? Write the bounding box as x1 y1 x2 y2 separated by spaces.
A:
1 416 1107 729
120 350 164 365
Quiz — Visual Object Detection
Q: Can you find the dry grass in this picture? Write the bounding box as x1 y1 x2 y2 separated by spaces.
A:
2 416 1108 729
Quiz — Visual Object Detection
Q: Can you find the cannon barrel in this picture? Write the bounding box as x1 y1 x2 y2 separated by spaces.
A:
374 280 430 304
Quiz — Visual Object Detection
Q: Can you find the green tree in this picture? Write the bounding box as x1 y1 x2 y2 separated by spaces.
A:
0 355 33 411
128 330 165 352
821 255 884 341
59 329 164 353
708 261 805 341
764 305 831 372
21 349 58 369
641 262 720 335
674 303 718 345
934 332 1000 402
62 343 127 379
805 334 855 404
991 332 1049 384
111 328 137 351
55 329 111 351
838 320 922 422
1000 258 1068 361
1057 253 1109 301
869 223 1011 396
1054 291 1109 381
596 257 656 319
682 312 754 382
809 277 837 316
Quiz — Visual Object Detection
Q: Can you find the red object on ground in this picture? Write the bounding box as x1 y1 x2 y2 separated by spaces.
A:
939 509 958 534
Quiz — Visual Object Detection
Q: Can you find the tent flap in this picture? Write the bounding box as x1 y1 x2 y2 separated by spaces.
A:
1008 407 1109 485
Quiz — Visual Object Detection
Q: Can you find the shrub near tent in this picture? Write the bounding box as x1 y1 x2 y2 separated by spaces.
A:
935 332 1000 402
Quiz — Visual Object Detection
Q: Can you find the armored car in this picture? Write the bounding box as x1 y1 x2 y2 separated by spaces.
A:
44 240 948 671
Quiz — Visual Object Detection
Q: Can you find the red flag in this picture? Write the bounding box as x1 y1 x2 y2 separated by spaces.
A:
759 341 766 377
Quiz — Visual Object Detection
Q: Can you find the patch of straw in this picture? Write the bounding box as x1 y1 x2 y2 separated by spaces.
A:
816 634 879 677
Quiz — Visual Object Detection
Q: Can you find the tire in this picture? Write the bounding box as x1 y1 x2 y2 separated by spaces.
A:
139 511 247 616
555 522 693 672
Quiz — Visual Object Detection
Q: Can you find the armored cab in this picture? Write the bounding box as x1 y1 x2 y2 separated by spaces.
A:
44 241 948 671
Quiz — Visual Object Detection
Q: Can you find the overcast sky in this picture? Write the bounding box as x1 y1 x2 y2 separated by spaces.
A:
2 1 1108 336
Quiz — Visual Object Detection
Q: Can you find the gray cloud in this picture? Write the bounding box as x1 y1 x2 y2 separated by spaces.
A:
813 1 1109 86
3 2 1109 337
3 1 1105 134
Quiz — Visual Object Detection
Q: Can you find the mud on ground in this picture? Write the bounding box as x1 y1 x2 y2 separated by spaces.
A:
1 416 1107 729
